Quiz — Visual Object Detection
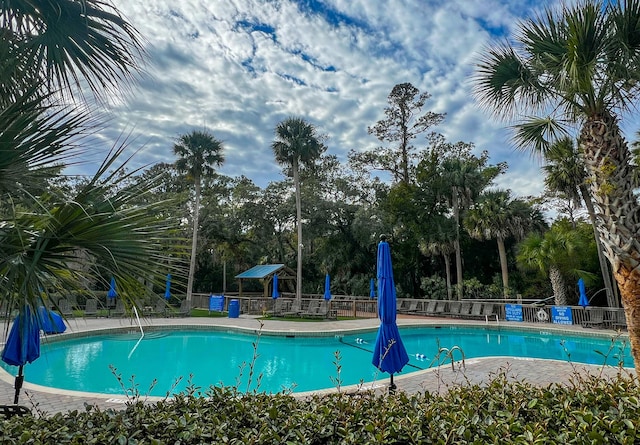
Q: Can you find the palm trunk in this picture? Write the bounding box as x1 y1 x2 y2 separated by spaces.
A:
293 158 302 303
186 174 201 305
452 188 463 300
496 236 509 297
549 266 568 306
579 183 619 308
580 112 640 374
443 253 452 300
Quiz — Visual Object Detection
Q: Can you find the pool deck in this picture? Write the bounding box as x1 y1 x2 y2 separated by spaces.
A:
0 314 634 416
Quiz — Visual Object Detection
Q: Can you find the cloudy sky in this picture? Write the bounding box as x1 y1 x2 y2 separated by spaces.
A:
72 0 639 199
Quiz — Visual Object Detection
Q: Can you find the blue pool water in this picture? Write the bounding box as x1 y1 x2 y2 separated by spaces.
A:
1 326 631 396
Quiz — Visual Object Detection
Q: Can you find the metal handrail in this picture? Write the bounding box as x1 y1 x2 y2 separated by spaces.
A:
438 346 466 371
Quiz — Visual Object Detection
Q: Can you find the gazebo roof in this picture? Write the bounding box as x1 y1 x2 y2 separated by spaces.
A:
235 264 285 279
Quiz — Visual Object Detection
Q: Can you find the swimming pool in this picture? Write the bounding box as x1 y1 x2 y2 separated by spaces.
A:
1 325 631 396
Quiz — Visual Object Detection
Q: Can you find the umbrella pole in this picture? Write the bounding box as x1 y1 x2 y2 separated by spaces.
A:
14 365 24 404
389 373 396 394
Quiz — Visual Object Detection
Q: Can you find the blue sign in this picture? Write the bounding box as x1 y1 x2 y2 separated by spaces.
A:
505 304 523 322
209 295 224 312
552 306 573 325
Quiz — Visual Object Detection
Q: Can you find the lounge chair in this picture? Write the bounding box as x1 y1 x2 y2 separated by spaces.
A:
397 299 410 313
433 301 447 316
300 300 321 317
84 299 99 317
301 301 332 319
418 300 437 316
610 310 627 330
58 299 74 317
444 301 461 317
268 299 286 317
458 302 472 318
582 307 605 328
404 300 420 314
282 300 302 317
464 302 483 320
151 299 167 317
111 300 125 317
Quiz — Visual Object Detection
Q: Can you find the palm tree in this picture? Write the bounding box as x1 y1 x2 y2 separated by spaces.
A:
465 190 544 297
0 0 144 106
544 137 618 307
173 130 225 305
0 0 177 321
517 225 588 306
437 157 488 299
271 117 324 303
475 0 640 372
419 215 457 300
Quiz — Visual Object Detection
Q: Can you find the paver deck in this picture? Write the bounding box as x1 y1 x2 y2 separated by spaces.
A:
0 314 633 416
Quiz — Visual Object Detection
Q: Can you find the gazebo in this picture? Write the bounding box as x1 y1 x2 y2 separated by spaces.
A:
234 264 295 299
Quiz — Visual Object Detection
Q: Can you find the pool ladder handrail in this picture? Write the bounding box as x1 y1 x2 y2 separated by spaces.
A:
485 313 499 324
437 345 466 371
127 306 145 359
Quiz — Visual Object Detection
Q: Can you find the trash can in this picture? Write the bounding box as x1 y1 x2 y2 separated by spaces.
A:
228 299 240 318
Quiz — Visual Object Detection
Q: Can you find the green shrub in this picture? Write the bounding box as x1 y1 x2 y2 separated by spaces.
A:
2 371 638 444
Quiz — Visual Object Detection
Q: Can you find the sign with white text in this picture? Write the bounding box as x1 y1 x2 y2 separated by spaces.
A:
505 304 523 322
551 306 573 325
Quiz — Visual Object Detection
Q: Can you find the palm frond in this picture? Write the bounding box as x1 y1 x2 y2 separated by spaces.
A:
511 116 570 155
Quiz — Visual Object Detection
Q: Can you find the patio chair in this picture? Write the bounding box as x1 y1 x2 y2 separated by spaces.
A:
397 299 410 313
151 299 167 317
59 299 74 317
84 299 99 317
111 300 125 317
300 300 321 317
405 300 420 314
268 299 286 316
610 310 627 330
464 302 484 320
433 301 447 316
282 300 302 317
458 302 472 318
582 307 605 328
444 301 461 317
416 300 434 316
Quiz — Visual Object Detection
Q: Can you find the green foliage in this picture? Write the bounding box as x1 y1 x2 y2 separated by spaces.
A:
2 372 639 444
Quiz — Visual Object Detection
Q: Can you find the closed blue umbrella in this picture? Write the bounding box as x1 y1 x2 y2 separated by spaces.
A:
165 274 172 300
372 236 409 393
578 278 589 307
324 274 332 301
2 306 40 404
107 276 117 316
37 306 66 335
272 274 280 299
370 278 376 299
107 276 117 299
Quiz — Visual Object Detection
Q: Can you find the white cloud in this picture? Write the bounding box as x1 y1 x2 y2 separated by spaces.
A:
69 0 629 199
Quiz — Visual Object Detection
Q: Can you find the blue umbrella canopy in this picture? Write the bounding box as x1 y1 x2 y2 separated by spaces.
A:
107 276 117 299
37 306 66 335
324 274 332 301
372 237 409 382
370 278 376 299
2 306 41 404
165 274 172 300
578 278 589 307
272 274 280 299
2 307 40 367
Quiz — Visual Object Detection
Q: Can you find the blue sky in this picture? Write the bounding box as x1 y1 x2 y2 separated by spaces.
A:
70 0 639 201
